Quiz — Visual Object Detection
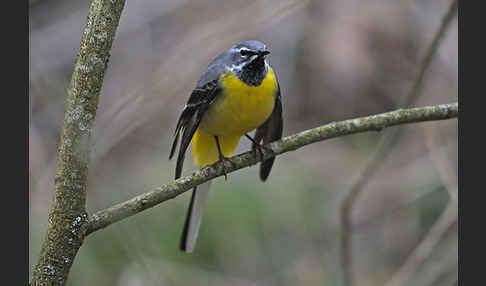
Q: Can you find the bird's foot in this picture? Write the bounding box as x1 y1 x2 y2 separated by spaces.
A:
244 134 271 163
218 154 235 181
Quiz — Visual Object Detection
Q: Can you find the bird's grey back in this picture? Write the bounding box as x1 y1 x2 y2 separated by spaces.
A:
196 49 232 88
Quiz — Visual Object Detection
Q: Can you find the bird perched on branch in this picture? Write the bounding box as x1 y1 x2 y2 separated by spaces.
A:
170 40 283 252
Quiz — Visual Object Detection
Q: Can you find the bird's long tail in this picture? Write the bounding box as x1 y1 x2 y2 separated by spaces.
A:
179 129 240 252
179 181 211 252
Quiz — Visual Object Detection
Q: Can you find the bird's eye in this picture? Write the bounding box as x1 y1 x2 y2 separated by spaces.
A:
240 49 251 57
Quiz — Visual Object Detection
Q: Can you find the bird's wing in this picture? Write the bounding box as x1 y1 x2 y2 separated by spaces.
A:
253 82 283 181
169 79 221 179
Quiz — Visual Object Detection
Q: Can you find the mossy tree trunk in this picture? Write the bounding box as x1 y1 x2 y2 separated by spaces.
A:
31 1 126 285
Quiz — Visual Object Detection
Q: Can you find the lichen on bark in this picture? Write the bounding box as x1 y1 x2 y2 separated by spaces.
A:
31 1 126 285
86 102 458 235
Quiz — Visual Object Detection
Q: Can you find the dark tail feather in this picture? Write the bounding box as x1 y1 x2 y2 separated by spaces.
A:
180 187 197 252
257 96 283 181
179 181 212 253
260 157 276 181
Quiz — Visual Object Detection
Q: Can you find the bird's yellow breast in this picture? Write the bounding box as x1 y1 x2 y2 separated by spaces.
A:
199 67 277 136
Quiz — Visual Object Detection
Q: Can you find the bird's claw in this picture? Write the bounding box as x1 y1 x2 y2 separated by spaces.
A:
218 155 235 181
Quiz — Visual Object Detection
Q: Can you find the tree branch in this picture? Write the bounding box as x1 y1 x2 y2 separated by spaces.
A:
86 102 458 235
31 1 126 285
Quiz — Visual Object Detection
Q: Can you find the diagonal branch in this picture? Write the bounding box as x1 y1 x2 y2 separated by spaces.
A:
384 194 458 286
86 102 458 235
339 1 458 285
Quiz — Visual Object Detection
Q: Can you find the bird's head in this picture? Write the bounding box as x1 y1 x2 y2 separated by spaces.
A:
227 40 271 85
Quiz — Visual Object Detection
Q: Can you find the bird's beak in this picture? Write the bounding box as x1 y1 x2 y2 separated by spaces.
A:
258 50 270 57
249 50 270 64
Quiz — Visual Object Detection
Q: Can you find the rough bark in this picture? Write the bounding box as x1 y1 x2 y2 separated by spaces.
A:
31 1 126 285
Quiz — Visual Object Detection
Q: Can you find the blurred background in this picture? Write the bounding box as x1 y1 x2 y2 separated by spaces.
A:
29 0 458 285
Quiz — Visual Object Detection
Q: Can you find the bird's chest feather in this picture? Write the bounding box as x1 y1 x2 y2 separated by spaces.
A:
199 67 277 136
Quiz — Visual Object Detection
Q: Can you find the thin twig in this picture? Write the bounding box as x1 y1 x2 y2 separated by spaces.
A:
339 1 458 285
384 196 458 286
422 123 458 201
383 117 459 286
86 102 458 235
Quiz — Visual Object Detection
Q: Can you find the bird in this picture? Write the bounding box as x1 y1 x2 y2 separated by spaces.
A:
169 40 283 253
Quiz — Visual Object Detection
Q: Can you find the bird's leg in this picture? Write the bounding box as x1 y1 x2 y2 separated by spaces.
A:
214 136 235 181
244 133 270 163
244 134 263 162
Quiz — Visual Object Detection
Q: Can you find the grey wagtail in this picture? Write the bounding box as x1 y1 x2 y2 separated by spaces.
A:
169 40 283 252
